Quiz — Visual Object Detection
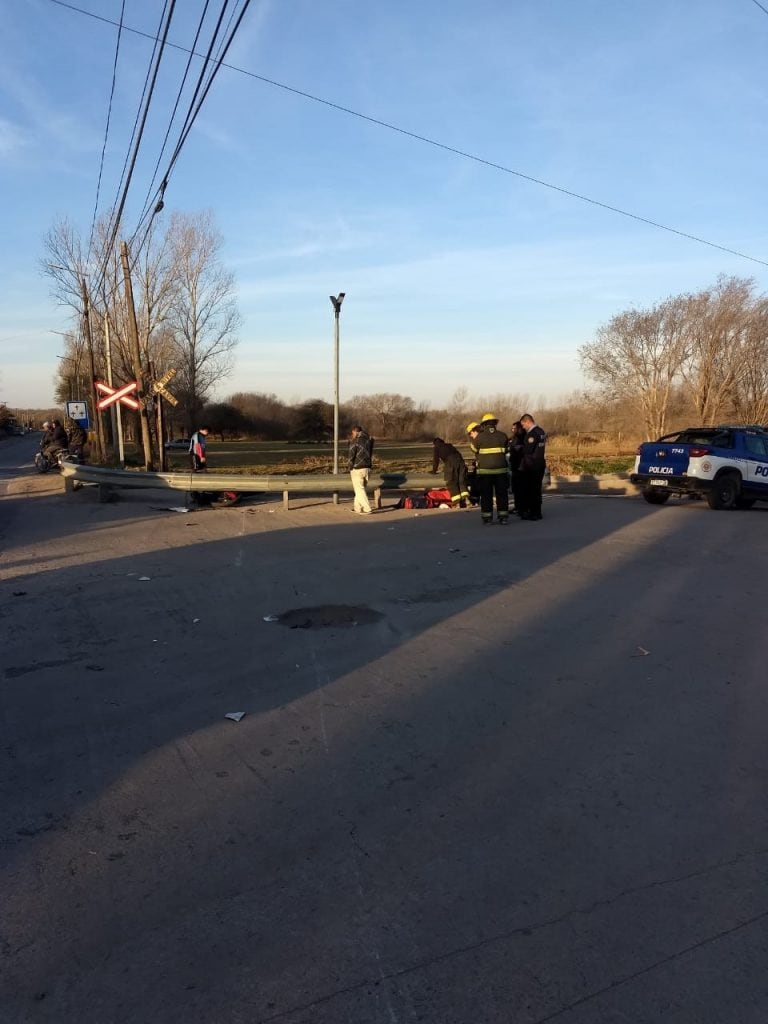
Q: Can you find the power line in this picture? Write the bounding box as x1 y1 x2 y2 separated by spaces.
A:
128 0 254 253
749 0 768 17
86 0 126 266
95 0 178 296
131 0 215 236
49 0 768 269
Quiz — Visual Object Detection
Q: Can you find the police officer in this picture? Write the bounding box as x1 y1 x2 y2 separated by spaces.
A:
475 412 510 524
517 413 547 520
508 420 525 514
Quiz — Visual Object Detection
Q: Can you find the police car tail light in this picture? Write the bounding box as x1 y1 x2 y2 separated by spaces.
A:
688 446 711 458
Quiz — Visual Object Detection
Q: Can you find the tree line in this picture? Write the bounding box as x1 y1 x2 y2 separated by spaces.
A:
579 275 768 439
43 208 239 460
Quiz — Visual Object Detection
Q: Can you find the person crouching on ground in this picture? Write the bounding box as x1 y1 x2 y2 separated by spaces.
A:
189 426 209 472
347 424 374 515
431 437 470 508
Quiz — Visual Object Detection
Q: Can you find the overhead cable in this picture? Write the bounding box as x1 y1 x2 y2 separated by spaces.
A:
49 0 768 269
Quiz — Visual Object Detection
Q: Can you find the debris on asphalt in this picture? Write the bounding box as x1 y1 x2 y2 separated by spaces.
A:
192 618 200 623
138 576 152 582
449 548 460 553
633 646 650 657
225 712 246 722
263 614 279 622
12 591 26 597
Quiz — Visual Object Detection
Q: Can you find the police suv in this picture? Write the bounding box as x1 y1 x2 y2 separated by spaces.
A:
631 426 768 510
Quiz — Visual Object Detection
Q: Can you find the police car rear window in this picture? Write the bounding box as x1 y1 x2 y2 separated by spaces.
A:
673 430 734 448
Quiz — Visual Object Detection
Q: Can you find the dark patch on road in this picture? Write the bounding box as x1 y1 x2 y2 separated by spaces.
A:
277 604 384 629
5 656 84 679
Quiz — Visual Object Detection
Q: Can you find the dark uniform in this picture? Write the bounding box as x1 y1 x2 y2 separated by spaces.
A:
432 438 469 508
517 422 547 519
508 422 526 514
475 422 510 524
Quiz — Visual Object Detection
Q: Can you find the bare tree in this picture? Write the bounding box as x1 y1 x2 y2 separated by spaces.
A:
731 297 768 425
166 211 240 430
580 298 691 439
680 276 756 424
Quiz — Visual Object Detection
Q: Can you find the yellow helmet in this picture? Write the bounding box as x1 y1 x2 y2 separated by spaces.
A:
466 421 479 434
481 412 498 423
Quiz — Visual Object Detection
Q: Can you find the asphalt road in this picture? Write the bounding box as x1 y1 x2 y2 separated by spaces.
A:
1 442 767 1024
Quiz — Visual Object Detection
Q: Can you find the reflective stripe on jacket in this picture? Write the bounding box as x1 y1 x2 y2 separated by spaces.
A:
475 427 509 475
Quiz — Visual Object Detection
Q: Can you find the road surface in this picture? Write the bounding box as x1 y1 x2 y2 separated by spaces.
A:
1 444 767 1023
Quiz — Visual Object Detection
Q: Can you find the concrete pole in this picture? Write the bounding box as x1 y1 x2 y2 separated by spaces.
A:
104 314 125 467
329 293 345 475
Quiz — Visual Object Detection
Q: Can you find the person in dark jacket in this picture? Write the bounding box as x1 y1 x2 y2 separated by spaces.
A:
517 413 547 520
347 424 374 514
51 419 69 450
475 413 510 524
507 420 526 514
66 419 88 459
431 438 470 508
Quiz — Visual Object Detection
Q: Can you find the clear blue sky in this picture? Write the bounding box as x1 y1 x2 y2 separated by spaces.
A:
1 0 767 410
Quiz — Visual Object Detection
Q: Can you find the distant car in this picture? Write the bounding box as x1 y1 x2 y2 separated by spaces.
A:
164 438 191 450
631 425 768 510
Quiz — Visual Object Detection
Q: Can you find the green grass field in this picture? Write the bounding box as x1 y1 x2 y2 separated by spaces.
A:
157 440 634 476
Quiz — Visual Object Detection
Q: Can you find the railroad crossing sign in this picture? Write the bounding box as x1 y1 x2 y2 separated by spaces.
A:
95 379 140 411
151 367 178 406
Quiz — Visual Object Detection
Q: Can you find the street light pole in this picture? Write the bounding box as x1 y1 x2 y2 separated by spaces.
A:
329 292 345 475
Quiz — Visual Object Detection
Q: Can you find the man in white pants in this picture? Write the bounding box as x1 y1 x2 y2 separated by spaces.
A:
347 424 374 514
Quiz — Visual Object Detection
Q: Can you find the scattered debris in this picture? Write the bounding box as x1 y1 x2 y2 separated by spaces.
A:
449 548 461 553
633 646 650 657
85 664 104 672
263 614 279 622
192 618 200 623
225 712 246 722
137 576 152 582
12 591 26 597
150 506 190 513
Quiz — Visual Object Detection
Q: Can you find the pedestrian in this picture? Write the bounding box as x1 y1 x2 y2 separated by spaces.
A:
507 420 526 515
517 413 547 520
189 426 209 472
431 438 470 508
66 418 88 459
475 412 510 524
347 424 374 515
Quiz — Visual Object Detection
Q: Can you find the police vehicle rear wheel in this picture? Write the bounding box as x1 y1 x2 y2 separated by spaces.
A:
642 488 670 505
706 472 740 511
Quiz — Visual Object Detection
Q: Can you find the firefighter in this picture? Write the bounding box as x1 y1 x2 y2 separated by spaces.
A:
431 438 470 508
475 412 510 524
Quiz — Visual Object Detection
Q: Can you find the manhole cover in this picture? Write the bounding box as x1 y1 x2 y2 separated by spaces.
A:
277 604 383 629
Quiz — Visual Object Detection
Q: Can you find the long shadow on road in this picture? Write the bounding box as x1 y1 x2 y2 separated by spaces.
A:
2 490 768 1024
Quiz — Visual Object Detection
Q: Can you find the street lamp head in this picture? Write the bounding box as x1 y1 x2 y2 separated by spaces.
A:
329 292 346 312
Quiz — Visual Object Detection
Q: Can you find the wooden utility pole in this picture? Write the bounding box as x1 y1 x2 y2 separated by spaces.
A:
120 241 154 470
80 278 106 462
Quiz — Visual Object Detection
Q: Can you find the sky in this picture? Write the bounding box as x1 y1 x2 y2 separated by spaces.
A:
1 0 767 412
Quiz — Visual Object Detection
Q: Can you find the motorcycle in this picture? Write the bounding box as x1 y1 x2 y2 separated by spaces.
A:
34 447 83 474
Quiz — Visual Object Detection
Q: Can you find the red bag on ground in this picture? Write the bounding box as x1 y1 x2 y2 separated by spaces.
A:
425 488 452 508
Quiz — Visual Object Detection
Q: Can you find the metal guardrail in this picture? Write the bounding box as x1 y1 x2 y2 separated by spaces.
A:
59 462 440 507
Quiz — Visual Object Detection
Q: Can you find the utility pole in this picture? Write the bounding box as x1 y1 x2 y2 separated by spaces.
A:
120 240 154 470
80 278 106 462
104 314 125 467
329 292 345 475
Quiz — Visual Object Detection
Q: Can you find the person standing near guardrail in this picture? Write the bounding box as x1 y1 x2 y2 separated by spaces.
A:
475 413 510 525
347 424 374 515
189 426 209 472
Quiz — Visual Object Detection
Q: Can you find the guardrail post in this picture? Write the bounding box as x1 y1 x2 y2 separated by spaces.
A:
373 487 382 509
283 490 290 510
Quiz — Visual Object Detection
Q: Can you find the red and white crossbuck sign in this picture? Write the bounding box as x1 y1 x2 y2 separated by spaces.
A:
95 379 140 411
